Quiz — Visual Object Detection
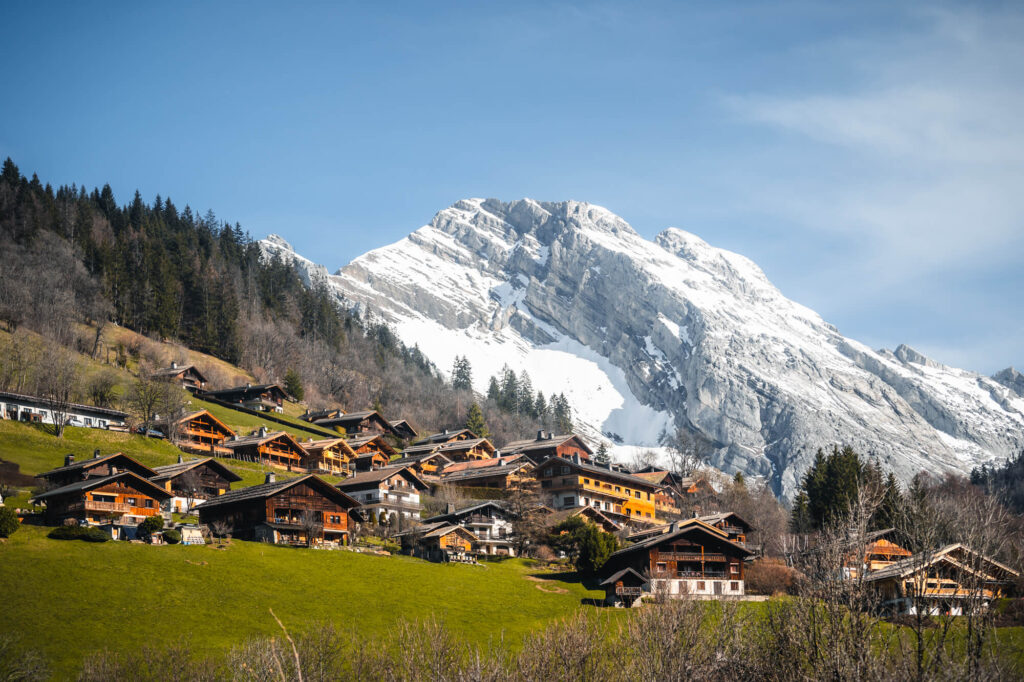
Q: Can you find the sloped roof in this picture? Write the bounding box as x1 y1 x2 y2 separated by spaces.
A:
441 453 529 475
864 543 1020 583
387 452 453 468
301 437 357 456
422 501 510 524
421 523 479 541
151 364 207 382
159 409 234 435
502 433 593 455
413 429 477 445
204 383 288 398
38 452 156 480
0 391 129 419
199 474 358 510
150 457 242 484
699 511 754 532
336 466 428 492
33 471 172 502
531 456 660 490
600 567 649 587
610 518 752 560
346 433 398 454
222 430 306 451
440 461 531 483
544 506 621 531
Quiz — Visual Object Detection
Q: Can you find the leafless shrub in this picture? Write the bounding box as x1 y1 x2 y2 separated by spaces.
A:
0 634 49 682
78 644 218 682
513 610 612 682
744 558 799 595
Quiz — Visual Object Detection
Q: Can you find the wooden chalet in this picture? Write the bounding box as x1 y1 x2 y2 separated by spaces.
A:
531 455 662 526
385 451 453 480
402 437 496 464
347 433 398 471
198 473 359 546
300 437 358 476
501 431 593 463
149 456 242 513
438 454 535 490
313 410 397 436
222 427 308 470
151 362 207 391
601 568 649 607
300 408 345 423
396 522 478 563
388 419 418 440
32 471 171 533
336 467 427 529
159 409 236 456
202 383 290 413
422 501 516 556
632 467 718 513
864 544 1020 615
538 505 622 534
412 428 478 446
38 452 157 489
602 518 754 600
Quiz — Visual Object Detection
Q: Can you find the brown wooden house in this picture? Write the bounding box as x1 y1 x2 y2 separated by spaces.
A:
412 428 478 446
385 451 453 480
299 408 345 423
150 456 242 513
601 518 754 600
388 419 418 440
151 362 208 391
601 568 649 607
38 452 157 489
396 522 478 563
159 409 236 456
222 428 308 470
313 410 397 436
300 437 358 476
202 383 290 413
198 473 360 546
501 432 594 463
32 471 171 531
336 466 428 528
347 433 398 471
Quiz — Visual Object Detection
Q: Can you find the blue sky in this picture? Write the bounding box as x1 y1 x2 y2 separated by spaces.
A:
2 1 1022 373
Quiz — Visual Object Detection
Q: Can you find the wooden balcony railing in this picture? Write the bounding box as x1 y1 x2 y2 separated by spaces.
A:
70 500 131 513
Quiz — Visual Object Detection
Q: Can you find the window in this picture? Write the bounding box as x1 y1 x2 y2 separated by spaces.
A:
543 468 552 477
634 491 641 499
730 564 739 574
143 499 153 508
697 581 705 590
655 562 667 573
126 497 137 506
730 581 739 591
583 478 590 484
645 512 652 518
541 480 551 489
562 496 575 506
559 466 570 475
615 486 621 492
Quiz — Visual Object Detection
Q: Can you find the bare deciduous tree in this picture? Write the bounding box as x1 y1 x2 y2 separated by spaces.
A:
38 346 77 438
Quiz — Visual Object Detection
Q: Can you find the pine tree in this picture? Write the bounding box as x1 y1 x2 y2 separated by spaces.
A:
499 365 518 411
534 390 548 420
595 442 610 466
284 368 304 401
790 491 813 534
733 471 746 488
465 402 490 439
552 393 573 433
451 355 473 391
486 375 500 402
517 370 534 416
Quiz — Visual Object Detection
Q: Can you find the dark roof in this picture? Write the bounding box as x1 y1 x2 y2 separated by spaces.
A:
199 475 358 511
336 467 428 491
38 452 156 480
387 452 453 468
421 523 478 541
151 364 207 381
0 391 129 419
440 461 531 483
33 471 172 502
543 506 622 530
313 411 395 432
222 430 306 450
388 419 418 436
600 567 649 587
422 501 509 524
150 458 242 484
697 511 754 532
413 429 477 445
610 519 753 560
531 456 660 490
864 544 1020 583
502 433 593 455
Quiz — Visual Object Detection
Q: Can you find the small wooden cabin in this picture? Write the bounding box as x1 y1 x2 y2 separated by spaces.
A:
38 452 157 489
422 501 516 556
222 428 308 470
161 409 236 456
501 432 593 463
151 362 207 391
346 434 398 468
388 419 419 440
32 471 171 527
149 457 242 513
198 473 359 546
386 451 453 480
412 428 478 446
397 522 479 563
601 568 649 607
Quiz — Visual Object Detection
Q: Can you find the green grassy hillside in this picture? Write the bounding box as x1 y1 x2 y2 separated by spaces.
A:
0 525 601 678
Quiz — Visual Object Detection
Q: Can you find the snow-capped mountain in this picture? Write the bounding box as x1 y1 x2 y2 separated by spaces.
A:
260 199 1024 497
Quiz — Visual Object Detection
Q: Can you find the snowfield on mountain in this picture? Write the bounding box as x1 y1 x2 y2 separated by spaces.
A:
260 199 1024 498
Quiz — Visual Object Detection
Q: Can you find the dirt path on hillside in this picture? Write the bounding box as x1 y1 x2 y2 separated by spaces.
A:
524 575 569 594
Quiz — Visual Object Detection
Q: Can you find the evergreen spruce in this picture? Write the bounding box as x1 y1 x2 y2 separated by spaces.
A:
465 402 490 439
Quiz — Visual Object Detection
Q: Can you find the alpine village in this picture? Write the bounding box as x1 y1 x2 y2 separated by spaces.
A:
1 158 1023 681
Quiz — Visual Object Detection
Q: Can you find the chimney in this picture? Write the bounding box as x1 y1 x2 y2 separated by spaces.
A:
494 450 501 457
265 472 276 484
671 521 680 533
93 449 101 459
259 426 268 437
547 432 554 440
171 361 178 369
446 503 455 514
537 429 545 440
110 466 118 475
64 454 75 467
442 429 448 435
177 454 183 463
499 459 506 467
246 382 252 388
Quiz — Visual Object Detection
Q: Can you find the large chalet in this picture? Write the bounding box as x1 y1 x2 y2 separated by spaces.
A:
336 467 428 530
158 409 236 456
601 518 755 603
299 437 358 476
502 431 593 463
401 437 496 464
38 452 156 489
531 455 662 527
221 428 308 470
421 501 516 556
202 383 290 413
32 471 171 534
197 473 359 546
312 410 396 436
438 454 535 490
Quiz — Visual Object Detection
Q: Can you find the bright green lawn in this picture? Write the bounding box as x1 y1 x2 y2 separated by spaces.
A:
0 525 602 678
188 397 332 441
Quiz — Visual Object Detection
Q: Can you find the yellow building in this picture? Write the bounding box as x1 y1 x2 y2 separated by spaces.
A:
531 455 661 526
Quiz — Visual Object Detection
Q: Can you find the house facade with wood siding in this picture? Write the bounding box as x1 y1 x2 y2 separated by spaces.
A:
222 428 308 470
160 409 236 456
501 432 593 463
38 452 157 489
336 467 427 529
198 474 359 546
300 437 357 476
32 471 171 529
150 457 242 513
531 455 661 526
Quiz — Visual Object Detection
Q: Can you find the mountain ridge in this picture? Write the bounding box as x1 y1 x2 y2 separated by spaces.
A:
260 198 1024 497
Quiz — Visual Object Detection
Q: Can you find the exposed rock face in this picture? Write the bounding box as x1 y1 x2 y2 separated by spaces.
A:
260 199 1024 497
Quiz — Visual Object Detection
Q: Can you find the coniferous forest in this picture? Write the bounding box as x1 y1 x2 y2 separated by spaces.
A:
0 158 556 442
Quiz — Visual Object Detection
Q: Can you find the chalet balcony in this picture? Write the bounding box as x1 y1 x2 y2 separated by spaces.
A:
374 501 422 513
659 551 727 562
69 500 131 514
466 514 496 525
677 570 728 578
